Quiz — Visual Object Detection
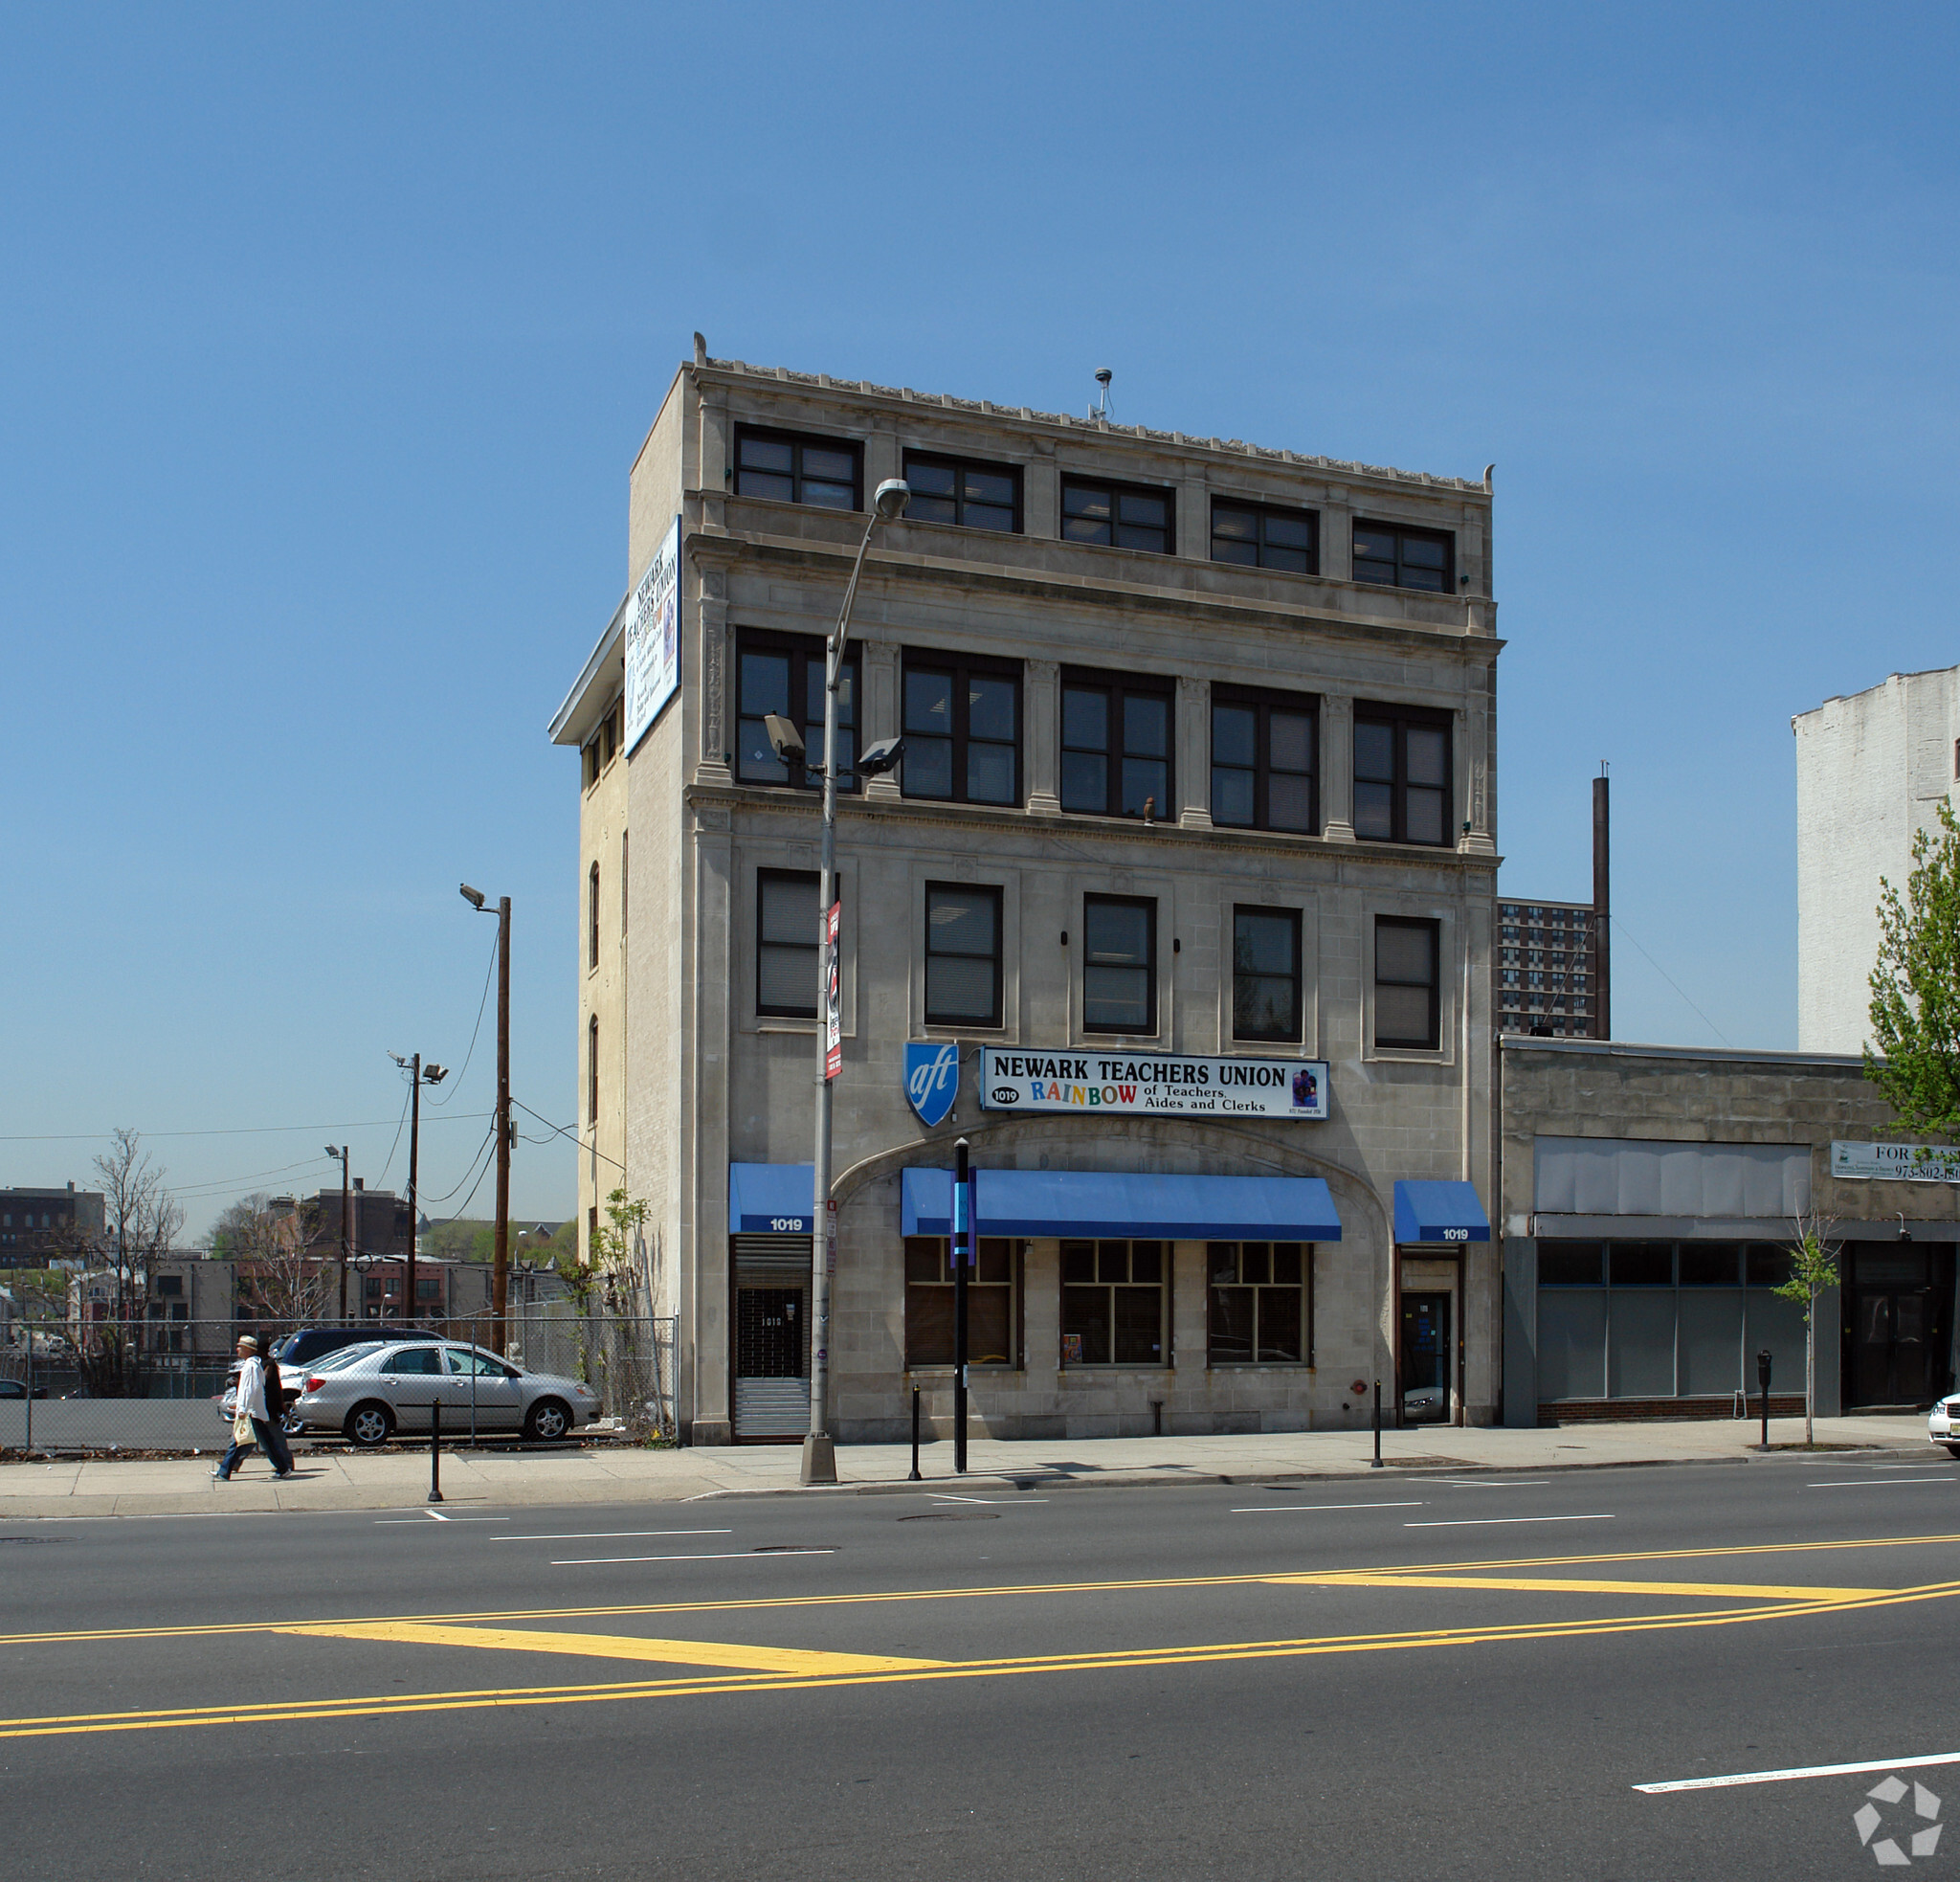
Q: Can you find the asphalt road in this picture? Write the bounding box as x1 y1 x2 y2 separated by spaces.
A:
6 1455 1960 1880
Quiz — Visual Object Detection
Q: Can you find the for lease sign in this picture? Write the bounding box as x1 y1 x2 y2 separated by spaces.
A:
1832 1141 1960 1183
979 1049 1328 1120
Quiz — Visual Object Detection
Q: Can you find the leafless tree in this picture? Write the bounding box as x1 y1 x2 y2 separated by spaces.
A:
73 1129 184 1397
231 1197 333 1333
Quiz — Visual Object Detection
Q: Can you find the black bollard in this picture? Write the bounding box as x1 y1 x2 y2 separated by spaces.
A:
429 1398 445 1504
908 1386 922 1482
1371 1379 1383 1468
1756 1349 1772 1453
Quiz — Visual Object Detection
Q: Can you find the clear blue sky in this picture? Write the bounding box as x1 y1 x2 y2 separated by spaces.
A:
6 3 1957 1238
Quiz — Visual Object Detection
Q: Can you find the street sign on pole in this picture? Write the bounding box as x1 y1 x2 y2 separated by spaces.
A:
824 1198 837 1277
823 900 842 1081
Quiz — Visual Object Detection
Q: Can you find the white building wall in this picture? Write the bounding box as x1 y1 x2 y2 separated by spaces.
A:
1794 666 1960 1053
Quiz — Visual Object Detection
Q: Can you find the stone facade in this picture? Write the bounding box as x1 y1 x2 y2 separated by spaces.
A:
1501 1039 1960 1424
553 346 1503 1443
1794 664 1960 1053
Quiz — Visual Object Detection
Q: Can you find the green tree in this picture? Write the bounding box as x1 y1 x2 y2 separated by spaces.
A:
1867 800 1960 1135
1773 1212 1839 1447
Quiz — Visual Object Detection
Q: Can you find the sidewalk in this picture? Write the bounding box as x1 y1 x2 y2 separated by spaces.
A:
0 1414 1934 1519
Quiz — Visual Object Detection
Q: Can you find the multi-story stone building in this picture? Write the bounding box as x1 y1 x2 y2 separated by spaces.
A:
1794 663 1960 1053
0 1183 106 1264
551 340 1502 1443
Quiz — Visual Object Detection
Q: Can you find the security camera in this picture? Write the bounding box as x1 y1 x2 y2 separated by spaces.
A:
857 735 905 777
764 713 806 767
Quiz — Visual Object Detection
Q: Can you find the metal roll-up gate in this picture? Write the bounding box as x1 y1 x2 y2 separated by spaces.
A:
731 1235 813 1440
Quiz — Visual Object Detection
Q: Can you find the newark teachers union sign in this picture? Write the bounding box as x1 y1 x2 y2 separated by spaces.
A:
1832 1140 1960 1183
979 1050 1329 1120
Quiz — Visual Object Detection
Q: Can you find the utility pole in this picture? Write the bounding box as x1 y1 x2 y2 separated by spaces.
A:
494 894 511 1355
953 1136 970 1475
407 1053 422 1326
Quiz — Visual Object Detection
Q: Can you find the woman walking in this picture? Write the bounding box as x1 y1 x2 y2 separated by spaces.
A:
212 1335 293 1481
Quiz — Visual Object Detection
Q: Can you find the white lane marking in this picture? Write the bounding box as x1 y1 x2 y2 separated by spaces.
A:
494 1529 734 1542
926 1494 1049 1506
1405 1514 1615 1528
552 1550 836 1566
374 1514 510 1524
1637 1752 1960 1794
1807 1478 1949 1489
1411 1479 1552 1488
1232 1502 1426 1513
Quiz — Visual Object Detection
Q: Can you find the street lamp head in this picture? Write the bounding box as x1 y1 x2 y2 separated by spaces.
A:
324 1146 340 1161
858 734 905 777
459 884 485 910
425 1064 448 1085
872 478 910 523
763 712 807 767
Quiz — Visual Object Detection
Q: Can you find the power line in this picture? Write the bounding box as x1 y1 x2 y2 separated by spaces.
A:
430 930 500 1106
511 1096 625 1173
0 1114 492 1144
1611 915 1734 1048
420 1124 501 1208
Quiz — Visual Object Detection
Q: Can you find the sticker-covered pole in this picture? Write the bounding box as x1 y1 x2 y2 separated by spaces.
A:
954 1137 970 1476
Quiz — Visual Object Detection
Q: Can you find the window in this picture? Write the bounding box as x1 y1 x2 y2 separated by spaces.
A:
736 632 858 791
902 656 1020 804
1082 896 1156 1035
733 427 861 510
415 1277 441 1302
449 1349 520 1378
925 885 1003 1028
1352 521 1454 593
904 1238 1017 1367
588 1014 599 1123
1060 478 1173 554
381 1347 442 1375
1373 917 1440 1050
1208 1243 1312 1362
1212 689 1316 833
1061 673 1172 818
1211 501 1318 573
756 869 819 1019
1233 907 1302 1043
902 453 1020 533
156 1274 183 1298
588 862 600 971
1061 1240 1166 1365
1353 708 1451 845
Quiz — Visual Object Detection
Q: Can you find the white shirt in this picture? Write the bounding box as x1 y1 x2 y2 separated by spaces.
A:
234 1355 267 1421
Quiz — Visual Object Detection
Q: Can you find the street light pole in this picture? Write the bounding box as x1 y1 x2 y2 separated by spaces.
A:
325 1145 349 1322
460 884 513 1355
392 1056 447 1330
800 479 909 1488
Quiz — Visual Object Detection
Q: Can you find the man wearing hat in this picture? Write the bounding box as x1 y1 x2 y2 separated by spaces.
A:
212 1334 294 1482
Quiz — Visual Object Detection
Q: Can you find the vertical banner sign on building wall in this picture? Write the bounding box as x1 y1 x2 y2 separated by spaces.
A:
824 1199 837 1277
621 514 681 757
823 901 842 1080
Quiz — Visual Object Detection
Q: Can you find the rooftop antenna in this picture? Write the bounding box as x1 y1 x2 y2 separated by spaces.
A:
1090 367 1113 423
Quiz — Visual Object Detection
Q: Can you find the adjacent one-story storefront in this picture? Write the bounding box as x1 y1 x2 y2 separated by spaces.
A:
1501 1039 1960 1425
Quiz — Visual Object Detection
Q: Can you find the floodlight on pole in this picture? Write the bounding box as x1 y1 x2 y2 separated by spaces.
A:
802 477 908 1487
460 884 514 1351
764 713 806 768
459 884 485 910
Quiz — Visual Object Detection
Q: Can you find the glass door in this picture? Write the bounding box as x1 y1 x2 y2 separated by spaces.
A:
1400 1292 1452 1423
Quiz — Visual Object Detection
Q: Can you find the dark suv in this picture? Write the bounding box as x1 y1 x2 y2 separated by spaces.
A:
270 1327 426 1372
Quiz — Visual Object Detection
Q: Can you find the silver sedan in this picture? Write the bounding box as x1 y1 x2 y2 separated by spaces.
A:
289 1340 601 1446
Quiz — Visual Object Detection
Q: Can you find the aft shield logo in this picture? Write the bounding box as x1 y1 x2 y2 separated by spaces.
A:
904 1042 960 1127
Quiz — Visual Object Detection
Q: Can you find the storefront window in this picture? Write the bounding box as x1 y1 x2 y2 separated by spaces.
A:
1207 1243 1312 1363
1060 1239 1166 1365
903 1237 1015 1368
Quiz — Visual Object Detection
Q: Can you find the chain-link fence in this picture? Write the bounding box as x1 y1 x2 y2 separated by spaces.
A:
0 1313 677 1455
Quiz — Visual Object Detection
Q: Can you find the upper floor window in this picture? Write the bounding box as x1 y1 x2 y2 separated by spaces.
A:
587 1014 599 1124
1211 501 1318 573
582 701 619 790
736 632 858 793
1060 478 1173 555
1353 707 1450 845
902 453 1020 533
1232 907 1302 1043
1061 672 1172 819
588 863 600 972
902 656 1020 805
733 428 861 511
756 869 818 1019
925 885 1003 1028
1374 916 1440 1050
1352 521 1454 593
1212 689 1316 833
1082 895 1156 1035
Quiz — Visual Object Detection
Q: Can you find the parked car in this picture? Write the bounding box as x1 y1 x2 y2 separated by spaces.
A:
1927 1394 1960 1458
0 1378 49 1400
270 1326 427 1372
224 1340 385 1429
288 1340 601 1447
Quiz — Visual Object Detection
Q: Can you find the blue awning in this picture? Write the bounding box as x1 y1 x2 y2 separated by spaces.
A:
902 1168 1342 1242
1393 1179 1490 1244
729 1162 815 1235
